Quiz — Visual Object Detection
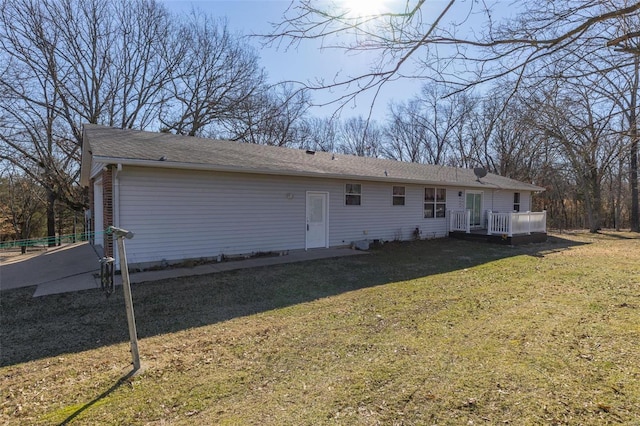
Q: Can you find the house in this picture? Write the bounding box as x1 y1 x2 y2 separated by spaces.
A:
80 124 546 268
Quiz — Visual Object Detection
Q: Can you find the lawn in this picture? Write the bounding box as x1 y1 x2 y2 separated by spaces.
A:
1 231 639 425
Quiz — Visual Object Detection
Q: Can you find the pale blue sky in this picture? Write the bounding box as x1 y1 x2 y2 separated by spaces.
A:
159 1 502 121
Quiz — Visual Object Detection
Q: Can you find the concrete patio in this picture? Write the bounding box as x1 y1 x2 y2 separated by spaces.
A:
0 242 367 297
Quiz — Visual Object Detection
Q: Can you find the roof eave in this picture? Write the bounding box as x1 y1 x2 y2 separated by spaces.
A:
92 155 538 190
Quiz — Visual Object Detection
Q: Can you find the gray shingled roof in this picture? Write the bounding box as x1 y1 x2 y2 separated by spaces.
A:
81 124 544 191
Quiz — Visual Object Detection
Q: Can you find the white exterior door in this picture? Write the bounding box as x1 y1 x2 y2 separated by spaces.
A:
306 191 328 249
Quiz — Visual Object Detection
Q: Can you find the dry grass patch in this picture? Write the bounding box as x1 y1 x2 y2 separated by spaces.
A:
1 231 639 425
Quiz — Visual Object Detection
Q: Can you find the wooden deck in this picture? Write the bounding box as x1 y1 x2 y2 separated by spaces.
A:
449 230 548 245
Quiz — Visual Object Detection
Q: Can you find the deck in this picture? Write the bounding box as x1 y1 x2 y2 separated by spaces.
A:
449 210 547 245
449 229 548 245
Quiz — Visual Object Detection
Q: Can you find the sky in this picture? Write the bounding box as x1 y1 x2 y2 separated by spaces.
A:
159 0 504 122
158 0 430 121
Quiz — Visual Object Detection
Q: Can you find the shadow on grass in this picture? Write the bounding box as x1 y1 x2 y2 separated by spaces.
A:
596 230 639 240
1 236 587 367
57 368 138 425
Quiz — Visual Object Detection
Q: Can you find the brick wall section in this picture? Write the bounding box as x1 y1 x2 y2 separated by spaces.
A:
102 166 114 257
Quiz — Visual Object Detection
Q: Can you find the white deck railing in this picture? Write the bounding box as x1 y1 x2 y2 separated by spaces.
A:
487 211 546 236
449 210 546 236
449 210 471 233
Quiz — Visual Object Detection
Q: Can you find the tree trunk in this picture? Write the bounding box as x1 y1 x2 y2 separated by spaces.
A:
631 131 639 232
584 166 602 233
616 156 624 231
47 190 56 247
630 56 639 232
57 205 63 246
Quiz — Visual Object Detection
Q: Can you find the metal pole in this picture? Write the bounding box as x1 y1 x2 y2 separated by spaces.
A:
115 232 141 371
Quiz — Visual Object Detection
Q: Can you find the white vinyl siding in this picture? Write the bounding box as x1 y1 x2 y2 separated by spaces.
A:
329 183 453 244
488 190 531 213
114 166 535 266
118 168 309 265
90 161 106 180
116 168 463 265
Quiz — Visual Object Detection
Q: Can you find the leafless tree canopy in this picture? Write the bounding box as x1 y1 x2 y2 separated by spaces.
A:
268 1 640 93
0 0 293 242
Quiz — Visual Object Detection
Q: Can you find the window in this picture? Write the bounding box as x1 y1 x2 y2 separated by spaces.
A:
424 188 446 218
513 192 521 212
392 186 405 206
345 183 362 206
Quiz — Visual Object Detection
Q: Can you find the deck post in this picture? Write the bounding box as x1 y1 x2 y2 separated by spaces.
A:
508 213 513 237
465 209 471 234
487 211 492 235
527 211 531 235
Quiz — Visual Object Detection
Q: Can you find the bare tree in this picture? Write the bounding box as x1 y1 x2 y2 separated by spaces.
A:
159 13 265 137
268 1 640 102
531 6 640 231
298 116 340 152
530 82 622 232
382 100 430 163
593 54 640 231
0 65 78 242
0 171 46 252
602 148 628 230
338 116 381 157
382 83 474 165
225 83 310 146
105 0 180 129
479 92 549 182
0 0 179 243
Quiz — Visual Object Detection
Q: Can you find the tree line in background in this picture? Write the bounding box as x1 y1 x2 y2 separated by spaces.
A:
0 0 638 245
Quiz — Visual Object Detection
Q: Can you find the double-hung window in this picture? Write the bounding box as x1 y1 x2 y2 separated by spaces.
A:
513 192 521 212
345 183 362 206
392 186 405 206
424 188 446 218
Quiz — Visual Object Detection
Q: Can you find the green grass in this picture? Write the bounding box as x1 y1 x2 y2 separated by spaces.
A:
1 231 639 424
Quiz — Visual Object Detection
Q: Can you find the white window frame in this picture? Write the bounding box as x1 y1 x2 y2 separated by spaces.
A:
345 183 362 206
392 185 405 206
424 187 446 219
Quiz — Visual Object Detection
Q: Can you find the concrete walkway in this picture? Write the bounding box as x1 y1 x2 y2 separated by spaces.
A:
0 243 103 295
0 242 367 297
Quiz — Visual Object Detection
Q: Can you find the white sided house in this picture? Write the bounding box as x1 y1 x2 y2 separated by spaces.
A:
80 124 546 268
